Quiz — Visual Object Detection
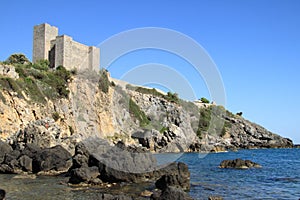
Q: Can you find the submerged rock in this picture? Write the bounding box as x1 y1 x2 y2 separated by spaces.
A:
208 196 223 200
219 159 261 169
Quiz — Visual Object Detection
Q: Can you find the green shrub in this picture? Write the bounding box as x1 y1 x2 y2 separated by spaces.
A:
52 112 60 121
236 112 243 116
1 57 73 103
164 92 179 103
200 97 210 103
129 98 150 127
127 85 180 104
98 69 109 93
197 106 212 137
32 59 49 71
160 126 169 133
196 105 232 139
6 54 30 65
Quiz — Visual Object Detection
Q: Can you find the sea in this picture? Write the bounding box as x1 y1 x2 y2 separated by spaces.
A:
0 148 299 200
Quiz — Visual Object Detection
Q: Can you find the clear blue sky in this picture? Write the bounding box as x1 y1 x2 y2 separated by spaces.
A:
1 0 299 143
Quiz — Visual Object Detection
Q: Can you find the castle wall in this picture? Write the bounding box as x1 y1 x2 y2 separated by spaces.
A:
33 24 58 63
89 46 100 71
33 23 99 71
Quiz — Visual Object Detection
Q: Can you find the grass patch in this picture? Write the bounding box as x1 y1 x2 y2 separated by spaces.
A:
126 85 179 103
0 91 6 103
160 126 169 133
196 105 232 139
129 98 150 127
0 59 72 103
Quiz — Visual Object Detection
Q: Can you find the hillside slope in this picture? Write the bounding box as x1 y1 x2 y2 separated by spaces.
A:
0 62 293 153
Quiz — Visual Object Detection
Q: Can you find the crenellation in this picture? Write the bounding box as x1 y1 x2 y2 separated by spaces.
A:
32 23 100 71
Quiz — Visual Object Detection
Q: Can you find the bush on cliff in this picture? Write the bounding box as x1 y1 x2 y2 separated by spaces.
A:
129 98 150 127
196 105 232 138
0 54 72 103
98 69 109 93
5 53 30 65
200 97 210 103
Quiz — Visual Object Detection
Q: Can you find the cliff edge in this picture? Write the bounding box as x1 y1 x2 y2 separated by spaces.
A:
0 60 293 153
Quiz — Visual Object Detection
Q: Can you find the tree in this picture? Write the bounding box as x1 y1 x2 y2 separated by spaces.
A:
200 97 210 104
236 112 243 116
6 54 30 65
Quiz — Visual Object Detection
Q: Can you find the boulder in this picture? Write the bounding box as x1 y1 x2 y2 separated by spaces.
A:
69 166 100 184
155 162 190 191
151 186 193 200
0 143 72 174
219 159 261 169
68 137 191 186
0 140 13 163
18 155 32 172
32 145 72 173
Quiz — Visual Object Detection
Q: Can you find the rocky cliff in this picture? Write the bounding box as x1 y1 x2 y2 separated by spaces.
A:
0 63 293 154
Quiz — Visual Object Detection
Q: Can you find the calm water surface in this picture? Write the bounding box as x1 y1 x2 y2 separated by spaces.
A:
0 149 299 199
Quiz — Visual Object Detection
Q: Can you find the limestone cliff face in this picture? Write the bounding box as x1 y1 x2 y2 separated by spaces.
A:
0 66 293 153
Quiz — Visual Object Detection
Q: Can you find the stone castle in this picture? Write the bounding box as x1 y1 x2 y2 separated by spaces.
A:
33 23 100 71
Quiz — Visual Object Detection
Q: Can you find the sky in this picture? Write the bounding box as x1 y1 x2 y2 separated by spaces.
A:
0 0 299 143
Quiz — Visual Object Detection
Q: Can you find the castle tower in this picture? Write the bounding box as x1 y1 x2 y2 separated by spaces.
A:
32 23 58 63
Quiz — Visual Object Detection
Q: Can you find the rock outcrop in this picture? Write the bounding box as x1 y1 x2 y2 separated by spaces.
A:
0 65 294 154
68 137 191 185
0 64 19 79
0 142 72 174
219 159 262 169
151 186 194 200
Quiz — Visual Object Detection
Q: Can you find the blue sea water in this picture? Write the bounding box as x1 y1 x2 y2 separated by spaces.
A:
0 149 299 199
177 148 300 200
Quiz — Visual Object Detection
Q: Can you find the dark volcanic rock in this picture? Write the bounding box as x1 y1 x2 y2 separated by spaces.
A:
32 145 72 173
69 166 100 184
0 140 13 163
151 186 193 200
0 142 72 174
18 155 32 172
219 159 261 169
68 137 191 186
155 171 190 191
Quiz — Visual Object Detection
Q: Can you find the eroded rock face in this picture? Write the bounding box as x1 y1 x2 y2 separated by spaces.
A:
0 71 293 154
227 117 294 149
0 64 19 79
14 118 61 149
219 159 262 169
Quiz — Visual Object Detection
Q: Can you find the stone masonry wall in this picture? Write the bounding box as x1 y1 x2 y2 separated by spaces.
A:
33 23 99 71
33 24 58 63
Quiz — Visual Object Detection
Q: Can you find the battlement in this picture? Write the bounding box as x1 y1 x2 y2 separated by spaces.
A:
33 23 100 71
